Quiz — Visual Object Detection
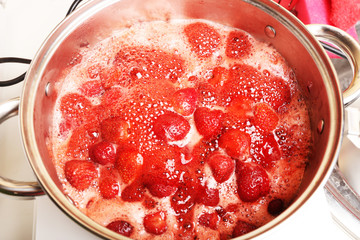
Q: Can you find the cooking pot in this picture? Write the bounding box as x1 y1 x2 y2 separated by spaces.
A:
1 0 360 239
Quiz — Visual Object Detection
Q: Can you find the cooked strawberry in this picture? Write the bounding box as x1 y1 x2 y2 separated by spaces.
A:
87 64 100 79
218 129 250 159
152 112 190 142
253 102 279 132
146 183 178 198
100 117 129 144
99 66 127 89
172 88 198 116
106 220 134 237
89 141 117 165
194 107 223 138
67 123 100 159
198 212 220 230
197 82 219 107
236 162 270 202
225 64 264 102
225 96 254 124
225 30 252 59
101 87 124 106
196 185 220 207
79 80 104 97
262 76 291 111
64 160 97 191
184 22 221 58
142 145 183 198
208 66 229 87
252 133 281 168
232 220 257 237
121 180 145 202
207 151 235 183
267 198 284 216
115 148 143 184
171 179 198 215
60 93 94 127
114 46 184 83
99 176 119 199
143 211 168 235
226 64 291 111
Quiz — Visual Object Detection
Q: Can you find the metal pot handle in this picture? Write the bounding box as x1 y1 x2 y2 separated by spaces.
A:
307 24 360 237
0 98 44 197
307 24 360 106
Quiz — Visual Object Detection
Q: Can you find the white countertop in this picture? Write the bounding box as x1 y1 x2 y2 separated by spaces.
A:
0 0 357 239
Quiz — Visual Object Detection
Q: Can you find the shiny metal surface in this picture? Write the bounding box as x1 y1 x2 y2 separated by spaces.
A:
0 98 44 197
0 0 358 239
306 24 360 107
325 165 360 239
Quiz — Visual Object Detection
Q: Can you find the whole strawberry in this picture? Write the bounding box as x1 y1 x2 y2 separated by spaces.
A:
236 162 270 202
89 141 117 165
64 160 97 191
194 107 223 138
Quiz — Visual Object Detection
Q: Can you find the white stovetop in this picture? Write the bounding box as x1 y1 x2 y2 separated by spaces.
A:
0 0 357 239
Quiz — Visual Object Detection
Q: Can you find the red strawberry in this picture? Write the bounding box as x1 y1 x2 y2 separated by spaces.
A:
196 185 220 207
218 129 250 159
100 117 129 144
100 88 126 117
143 211 168 235
172 88 198 116
64 160 97 191
225 96 254 124
267 198 284 216
79 80 104 97
146 183 178 198
198 212 220 230
262 76 291 111
232 220 257 237
143 145 182 197
226 64 291 111
99 176 119 199
184 22 221 58
236 162 270 202
171 178 199 215
208 66 229 87
115 148 143 184
106 220 134 237
60 93 94 127
87 64 100 79
114 46 184 83
194 107 223 138
121 180 145 202
207 151 235 183
253 102 279 132
99 66 127 89
152 112 190 142
252 133 281 168
89 141 117 165
225 30 252 59
67 123 100 159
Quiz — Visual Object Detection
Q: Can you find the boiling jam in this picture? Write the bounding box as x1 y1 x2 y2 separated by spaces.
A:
49 20 312 239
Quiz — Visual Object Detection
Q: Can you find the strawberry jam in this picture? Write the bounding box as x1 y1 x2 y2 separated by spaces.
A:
49 20 312 239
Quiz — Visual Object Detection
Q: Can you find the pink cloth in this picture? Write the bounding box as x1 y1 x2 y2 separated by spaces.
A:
294 0 359 58
295 0 358 38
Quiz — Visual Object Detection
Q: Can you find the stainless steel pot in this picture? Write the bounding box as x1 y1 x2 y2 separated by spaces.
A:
1 0 360 239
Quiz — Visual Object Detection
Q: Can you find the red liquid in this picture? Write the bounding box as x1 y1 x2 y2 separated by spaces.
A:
49 20 312 239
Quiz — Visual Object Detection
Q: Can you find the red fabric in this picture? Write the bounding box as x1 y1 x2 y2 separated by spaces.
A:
329 0 360 31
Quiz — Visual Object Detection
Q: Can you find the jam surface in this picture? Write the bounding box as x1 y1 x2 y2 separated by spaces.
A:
49 20 312 239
